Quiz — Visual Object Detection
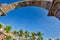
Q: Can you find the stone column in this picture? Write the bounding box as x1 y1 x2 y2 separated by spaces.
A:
48 0 60 20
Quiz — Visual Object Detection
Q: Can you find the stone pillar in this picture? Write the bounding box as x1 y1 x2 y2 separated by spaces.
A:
48 0 60 20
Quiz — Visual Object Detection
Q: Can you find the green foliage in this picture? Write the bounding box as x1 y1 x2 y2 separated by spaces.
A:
31 32 35 37
13 30 17 34
0 23 3 29
40 37 43 40
25 30 29 40
25 30 29 38
6 36 12 40
4 26 12 33
37 32 43 40
0 23 44 40
37 32 42 37
31 32 36 40
13 30 18 37
18 29 24 36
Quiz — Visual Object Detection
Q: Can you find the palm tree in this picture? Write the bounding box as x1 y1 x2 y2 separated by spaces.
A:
17 29 24 40
13 30 17 37
13 30 18 40
0 23 3 30
4 26 12 40
37 32 43 40
31 32 36 40
25 30 29 40
6 35 12 40
4 26 12 33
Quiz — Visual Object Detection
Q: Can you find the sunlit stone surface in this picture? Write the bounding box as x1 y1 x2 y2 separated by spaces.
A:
0 0 53 16
1 0 60 20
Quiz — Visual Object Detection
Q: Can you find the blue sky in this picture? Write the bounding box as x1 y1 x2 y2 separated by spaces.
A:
0 0 60 39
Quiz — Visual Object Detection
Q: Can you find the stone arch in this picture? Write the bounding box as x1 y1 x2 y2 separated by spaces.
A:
14 1 52 10
0 0 53 16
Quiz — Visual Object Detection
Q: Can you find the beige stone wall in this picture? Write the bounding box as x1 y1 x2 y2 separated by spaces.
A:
0 34 6 40
0 4 15 13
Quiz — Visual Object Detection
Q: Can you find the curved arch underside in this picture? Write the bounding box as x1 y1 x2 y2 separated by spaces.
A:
0 0 60 20
0 0 52 16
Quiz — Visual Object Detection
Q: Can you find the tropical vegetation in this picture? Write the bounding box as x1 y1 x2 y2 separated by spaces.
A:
0 23 59 40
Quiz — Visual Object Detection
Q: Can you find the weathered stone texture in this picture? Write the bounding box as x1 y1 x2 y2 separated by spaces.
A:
48 0 60 19
0 0 53 18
